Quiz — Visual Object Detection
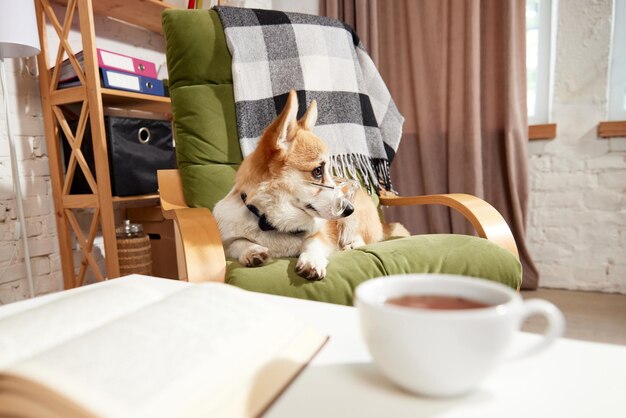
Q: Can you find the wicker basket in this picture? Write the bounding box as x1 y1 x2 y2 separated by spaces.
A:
117 235 153 276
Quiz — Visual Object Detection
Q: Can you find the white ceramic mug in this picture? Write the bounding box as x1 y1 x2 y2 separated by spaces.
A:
355 274 565 397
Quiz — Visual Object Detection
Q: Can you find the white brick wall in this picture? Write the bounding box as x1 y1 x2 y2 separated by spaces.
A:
526 0 626 294
0 54 60 304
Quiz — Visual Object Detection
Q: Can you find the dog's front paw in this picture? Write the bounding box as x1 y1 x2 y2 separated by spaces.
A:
341 237 366 251
295 253 328 281
240 246 270 267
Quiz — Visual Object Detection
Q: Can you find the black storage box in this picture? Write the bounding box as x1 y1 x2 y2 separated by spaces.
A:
61 116 176 196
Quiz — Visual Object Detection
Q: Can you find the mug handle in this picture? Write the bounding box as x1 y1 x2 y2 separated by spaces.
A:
509 299 566 360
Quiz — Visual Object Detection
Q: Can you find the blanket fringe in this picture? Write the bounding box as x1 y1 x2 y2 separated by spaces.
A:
330 154 394 195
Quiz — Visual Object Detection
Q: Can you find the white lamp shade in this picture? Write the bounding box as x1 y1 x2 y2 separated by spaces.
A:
0 0 41 58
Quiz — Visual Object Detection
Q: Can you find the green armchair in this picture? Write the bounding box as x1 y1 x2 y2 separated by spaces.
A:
158 9 521 305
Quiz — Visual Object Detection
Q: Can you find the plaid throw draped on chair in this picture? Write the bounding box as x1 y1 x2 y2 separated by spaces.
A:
214 6 404 193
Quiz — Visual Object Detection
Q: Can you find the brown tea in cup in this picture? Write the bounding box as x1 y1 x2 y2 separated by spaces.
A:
386 295 491 310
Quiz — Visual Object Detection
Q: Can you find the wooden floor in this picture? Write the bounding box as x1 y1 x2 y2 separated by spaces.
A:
520 288 626 346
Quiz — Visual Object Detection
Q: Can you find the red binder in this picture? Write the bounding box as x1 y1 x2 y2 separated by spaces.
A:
96 48 158 79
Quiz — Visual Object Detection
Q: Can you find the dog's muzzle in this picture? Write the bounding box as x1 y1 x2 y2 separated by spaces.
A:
308 178 359 219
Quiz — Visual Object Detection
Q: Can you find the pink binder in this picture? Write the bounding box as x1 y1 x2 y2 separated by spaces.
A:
96 48 158 78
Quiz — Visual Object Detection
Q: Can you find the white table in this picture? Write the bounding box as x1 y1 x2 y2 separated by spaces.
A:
256 293 626 418
2 278 625 418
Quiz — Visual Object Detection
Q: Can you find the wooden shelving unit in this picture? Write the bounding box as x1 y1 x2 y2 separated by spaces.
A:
35 0 172 288
52 0 172 34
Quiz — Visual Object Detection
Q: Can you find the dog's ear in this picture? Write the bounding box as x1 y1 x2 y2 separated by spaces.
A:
298 99 318 130
276 90 299 150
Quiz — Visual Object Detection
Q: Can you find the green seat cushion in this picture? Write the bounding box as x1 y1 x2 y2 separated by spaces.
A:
226 234 522 306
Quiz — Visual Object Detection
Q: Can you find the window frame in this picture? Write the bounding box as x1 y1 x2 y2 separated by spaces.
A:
527 0 558 125
608 0 626 121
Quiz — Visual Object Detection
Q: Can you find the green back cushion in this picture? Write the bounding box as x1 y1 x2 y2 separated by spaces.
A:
163 9 241 210
163 10 522 304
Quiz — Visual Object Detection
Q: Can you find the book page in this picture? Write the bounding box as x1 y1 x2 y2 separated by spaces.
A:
6 283 326 418
0 277 188 369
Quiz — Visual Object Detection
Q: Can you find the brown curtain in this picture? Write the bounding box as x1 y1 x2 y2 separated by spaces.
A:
320 0 380 66
375 0 539 289
320 1 539 288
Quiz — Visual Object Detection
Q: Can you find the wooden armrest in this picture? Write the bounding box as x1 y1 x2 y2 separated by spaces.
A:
157 169 226 282
380 193 519 260
157 169 189 219
170 207 227 283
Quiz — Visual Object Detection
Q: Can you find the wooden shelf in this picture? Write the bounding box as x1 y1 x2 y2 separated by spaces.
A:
112 194 160 203
113 194 161 209
61 194 160 208
51 87 171 114
53 0 173 34
102 89 171 114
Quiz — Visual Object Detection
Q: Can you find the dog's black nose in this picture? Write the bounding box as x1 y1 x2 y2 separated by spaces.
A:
341 203 354 217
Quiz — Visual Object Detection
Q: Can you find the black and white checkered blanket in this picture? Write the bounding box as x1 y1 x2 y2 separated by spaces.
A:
214 6 404 193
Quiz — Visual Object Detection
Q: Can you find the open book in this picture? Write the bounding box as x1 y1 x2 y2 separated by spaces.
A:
0 276 327 418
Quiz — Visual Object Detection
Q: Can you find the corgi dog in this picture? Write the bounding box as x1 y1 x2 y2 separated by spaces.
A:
213 90 409 280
